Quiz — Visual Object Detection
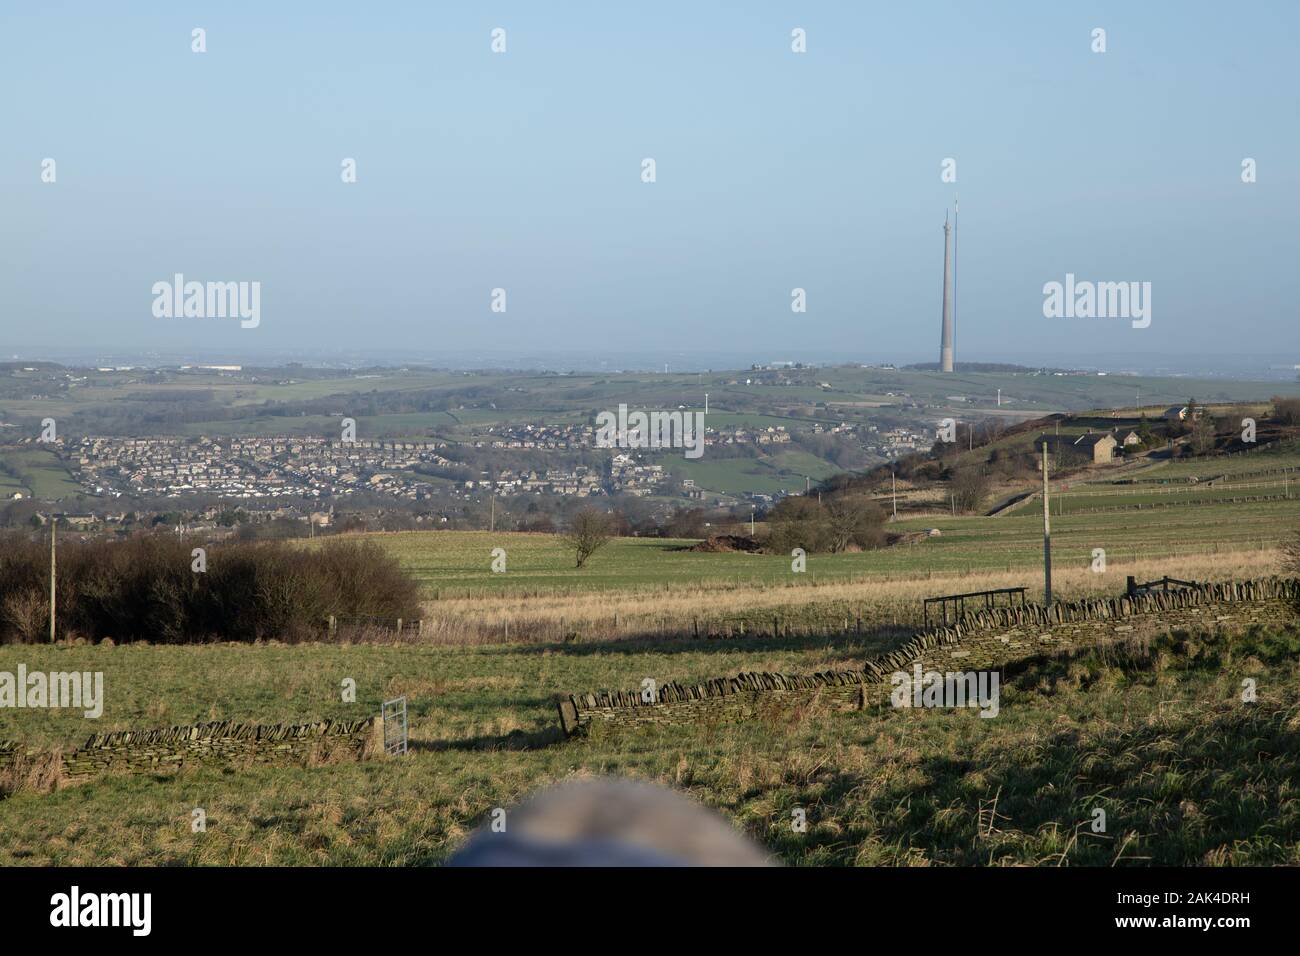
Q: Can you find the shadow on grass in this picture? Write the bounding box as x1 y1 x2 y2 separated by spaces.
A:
763 689 1298 866
481 627 911 660
413 723 567 754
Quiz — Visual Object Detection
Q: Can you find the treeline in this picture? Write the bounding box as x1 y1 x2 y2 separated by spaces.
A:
0 535 421 644
1272 396 1300 426
765 495 887 553
902 362 1048 373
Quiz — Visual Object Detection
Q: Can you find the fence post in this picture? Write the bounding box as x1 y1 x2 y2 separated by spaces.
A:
328 615 336 636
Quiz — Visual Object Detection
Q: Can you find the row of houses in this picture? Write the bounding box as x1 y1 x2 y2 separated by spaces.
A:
477 422 792 448
457 455 668 498
64 436 454 500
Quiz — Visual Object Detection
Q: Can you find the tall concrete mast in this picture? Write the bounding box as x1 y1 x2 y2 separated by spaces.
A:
939 211 955 372
952 194 958 367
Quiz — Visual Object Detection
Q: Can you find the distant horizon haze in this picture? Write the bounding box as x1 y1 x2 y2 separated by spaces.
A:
4 346 1299 383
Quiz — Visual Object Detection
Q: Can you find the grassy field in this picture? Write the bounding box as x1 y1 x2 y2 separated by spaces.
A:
0 447 82 500
664 449 837 496
364 534 1283 647
346 488 1293 604
2 406 1300 865
1002 440 1300 518
1123 444 1300 480
1 516 1297 865
177 412 464 439
2 625 1297 865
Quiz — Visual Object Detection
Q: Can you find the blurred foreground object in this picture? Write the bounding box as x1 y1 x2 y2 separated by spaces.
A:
446 777 772 867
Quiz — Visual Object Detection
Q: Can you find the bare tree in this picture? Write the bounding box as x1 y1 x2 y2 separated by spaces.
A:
1190 411 1218 455
563 507 614 569
1273 396 1300 426
823 496 885 553
950 467 991 514
1282 531 1300 578
2 590 48 643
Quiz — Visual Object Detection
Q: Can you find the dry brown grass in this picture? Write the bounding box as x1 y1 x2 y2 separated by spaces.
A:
0 747 64 797
414 547 1282 645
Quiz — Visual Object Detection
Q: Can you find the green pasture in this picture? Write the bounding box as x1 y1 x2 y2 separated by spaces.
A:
339 494 1293 601
1017 480 1298 516
3 627 1298 865
665 449 838 496
0 447 81 499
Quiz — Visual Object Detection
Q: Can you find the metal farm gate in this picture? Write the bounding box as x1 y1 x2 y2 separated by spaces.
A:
382 696 408 756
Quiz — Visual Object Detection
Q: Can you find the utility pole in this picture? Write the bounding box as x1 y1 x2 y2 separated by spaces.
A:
704 392 709 415
490 491 496 533
49 516 56 643
997 388 1001 408
891 468 897 520
804 475 810 494
1042 443 1052 607
750 506 755 537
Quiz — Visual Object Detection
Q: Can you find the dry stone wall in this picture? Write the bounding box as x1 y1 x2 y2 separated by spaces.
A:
902 578 1296 672
557 578 1299 735
1 716 377 782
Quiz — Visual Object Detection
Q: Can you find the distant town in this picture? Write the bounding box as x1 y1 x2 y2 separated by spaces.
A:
7 420 931 504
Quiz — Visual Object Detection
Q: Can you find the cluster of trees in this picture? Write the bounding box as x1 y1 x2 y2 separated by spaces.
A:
799 432 872 470
0 534 420 644
1273 396 1300 426
764 495 886 554
948 467 991 514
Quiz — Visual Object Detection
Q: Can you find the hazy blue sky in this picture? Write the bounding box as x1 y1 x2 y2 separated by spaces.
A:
3 1 1298 365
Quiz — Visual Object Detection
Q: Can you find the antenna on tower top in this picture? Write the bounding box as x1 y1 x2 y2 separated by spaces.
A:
952 194 958 368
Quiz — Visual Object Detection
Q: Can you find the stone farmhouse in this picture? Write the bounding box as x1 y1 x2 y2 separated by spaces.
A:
1034 430 1119 464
